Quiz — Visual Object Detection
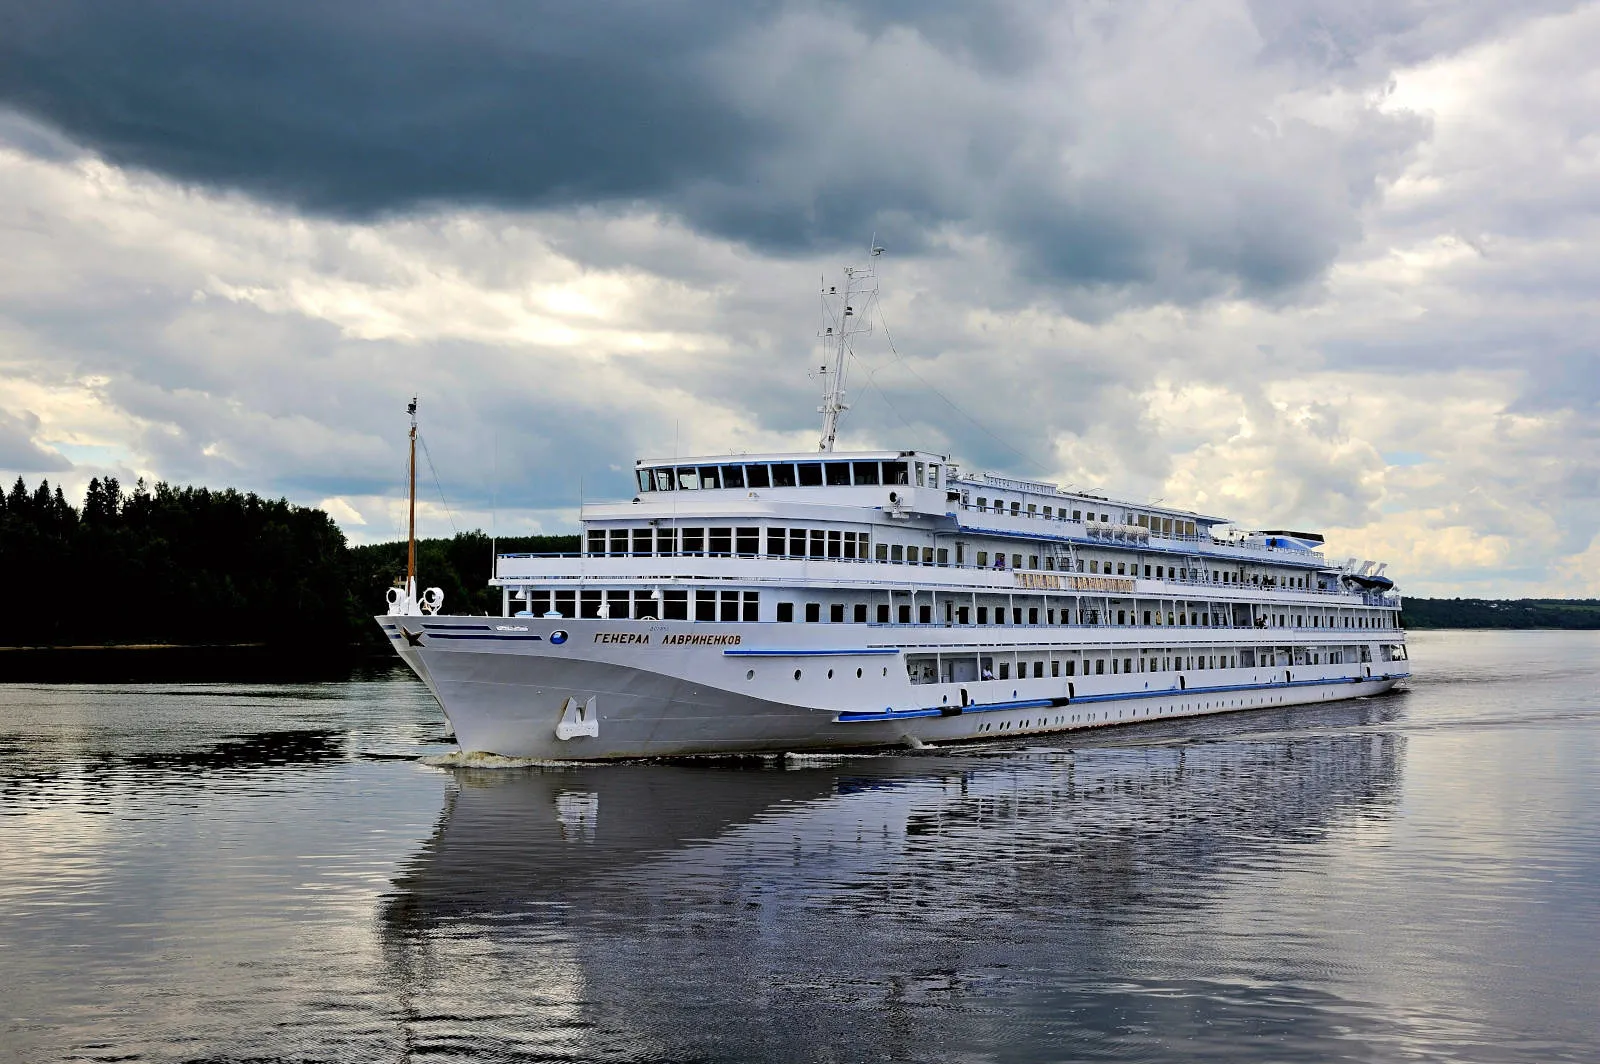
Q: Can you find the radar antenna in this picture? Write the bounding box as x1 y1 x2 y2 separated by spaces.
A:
816 239 884 451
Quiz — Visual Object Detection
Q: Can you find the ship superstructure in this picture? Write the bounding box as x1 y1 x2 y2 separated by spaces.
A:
382 266 1408 759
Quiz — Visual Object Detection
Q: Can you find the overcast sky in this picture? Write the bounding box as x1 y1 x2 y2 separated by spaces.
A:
1 0 1595 597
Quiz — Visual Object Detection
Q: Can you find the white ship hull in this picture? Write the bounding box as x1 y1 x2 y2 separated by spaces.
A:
381 615 1408 759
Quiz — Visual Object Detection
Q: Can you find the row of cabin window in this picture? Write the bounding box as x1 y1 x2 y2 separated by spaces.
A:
518 588 758 621
637 459 939 493
970 498 1199 538
777 602 1393 629
585 526 1316 589
587 527 870 559
909 653 1246 683
782 603 1224 626
907 648 1350 684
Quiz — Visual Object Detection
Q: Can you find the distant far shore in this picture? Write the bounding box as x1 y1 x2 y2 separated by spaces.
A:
1400 598 1600 630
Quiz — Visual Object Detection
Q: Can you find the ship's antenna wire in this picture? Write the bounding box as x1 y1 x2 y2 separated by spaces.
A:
417 432 460 535
490 433 498 582
846 349 924 439
872 300 1054 477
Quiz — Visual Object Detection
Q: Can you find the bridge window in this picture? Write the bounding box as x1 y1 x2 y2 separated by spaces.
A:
771 463 797 487
637 469 653 493
798 462 824 487
720 465 746 489
884 461 909 485
852 461 880 485
826 462 852 486
746 464 771 488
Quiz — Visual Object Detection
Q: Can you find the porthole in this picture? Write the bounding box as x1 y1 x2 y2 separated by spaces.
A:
794 669 802 681
856 668 863 678
827 668 834 679
882 667 888 676
746 669 755 680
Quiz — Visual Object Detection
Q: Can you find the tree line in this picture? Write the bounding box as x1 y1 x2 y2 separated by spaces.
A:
5 476 1598 648
0 477 575 649
1399 597 1600 630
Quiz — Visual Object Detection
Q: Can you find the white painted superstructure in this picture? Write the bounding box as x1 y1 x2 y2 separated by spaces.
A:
381 268 1408 760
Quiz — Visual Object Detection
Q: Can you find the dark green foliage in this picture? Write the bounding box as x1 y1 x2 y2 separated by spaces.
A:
0 476 578 648
0 476 354 647
1400 598 1600 630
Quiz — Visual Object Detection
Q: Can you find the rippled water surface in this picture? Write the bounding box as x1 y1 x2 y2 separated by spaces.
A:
2 630 1597 1063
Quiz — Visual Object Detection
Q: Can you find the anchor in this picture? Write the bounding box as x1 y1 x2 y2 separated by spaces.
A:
555 696 599 741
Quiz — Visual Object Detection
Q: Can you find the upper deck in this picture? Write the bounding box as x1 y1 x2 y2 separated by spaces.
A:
608 449 1329 568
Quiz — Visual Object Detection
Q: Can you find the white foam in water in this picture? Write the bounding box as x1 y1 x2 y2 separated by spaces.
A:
421 750 588 769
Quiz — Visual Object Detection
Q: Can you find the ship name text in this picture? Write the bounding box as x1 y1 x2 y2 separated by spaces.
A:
593 632 743 647
1014 573 1136 593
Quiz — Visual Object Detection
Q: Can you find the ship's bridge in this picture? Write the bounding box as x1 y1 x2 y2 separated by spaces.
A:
631 449 952 497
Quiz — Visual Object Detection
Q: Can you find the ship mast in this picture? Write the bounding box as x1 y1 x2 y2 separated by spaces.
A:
406 396 418 608
817 241 884 451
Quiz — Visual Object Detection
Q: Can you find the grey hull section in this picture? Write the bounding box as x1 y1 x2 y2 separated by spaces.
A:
413 648 1400 760
376 615 1408 759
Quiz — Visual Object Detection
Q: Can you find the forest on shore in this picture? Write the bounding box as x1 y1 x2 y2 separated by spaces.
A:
1 477 1596 650
0 476 574 651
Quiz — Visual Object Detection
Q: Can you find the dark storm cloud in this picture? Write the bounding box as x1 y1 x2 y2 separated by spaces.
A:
0 0 1443 301
0 0 768 212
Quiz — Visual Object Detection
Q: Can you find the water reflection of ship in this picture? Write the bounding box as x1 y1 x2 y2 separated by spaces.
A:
380 701 1403 1060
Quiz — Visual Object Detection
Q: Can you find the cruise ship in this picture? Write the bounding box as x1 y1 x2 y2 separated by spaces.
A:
382 259 1409 759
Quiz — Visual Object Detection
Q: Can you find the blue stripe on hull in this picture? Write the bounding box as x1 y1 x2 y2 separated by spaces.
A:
724 647 901 657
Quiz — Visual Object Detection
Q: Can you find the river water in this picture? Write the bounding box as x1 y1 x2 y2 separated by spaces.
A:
1 630 1596 1063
